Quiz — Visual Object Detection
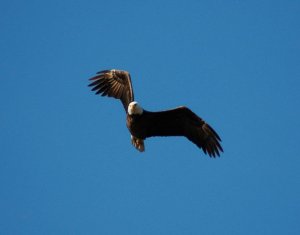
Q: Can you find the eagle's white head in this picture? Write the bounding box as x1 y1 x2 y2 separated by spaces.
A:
128 101 143 115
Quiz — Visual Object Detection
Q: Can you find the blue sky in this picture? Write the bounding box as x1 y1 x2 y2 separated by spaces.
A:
1 0 299 234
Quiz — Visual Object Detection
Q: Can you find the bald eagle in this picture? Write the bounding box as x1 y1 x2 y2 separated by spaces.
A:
89 69 223 157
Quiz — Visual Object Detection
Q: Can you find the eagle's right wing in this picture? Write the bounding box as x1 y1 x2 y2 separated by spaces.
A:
88 69 134 113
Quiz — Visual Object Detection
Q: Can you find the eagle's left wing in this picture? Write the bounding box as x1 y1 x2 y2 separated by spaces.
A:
143 107 223 157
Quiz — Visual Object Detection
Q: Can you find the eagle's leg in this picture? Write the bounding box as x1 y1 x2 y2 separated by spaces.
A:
131 135 145 152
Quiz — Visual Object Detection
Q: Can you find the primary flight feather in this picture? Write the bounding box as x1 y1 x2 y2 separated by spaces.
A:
89 69 223 157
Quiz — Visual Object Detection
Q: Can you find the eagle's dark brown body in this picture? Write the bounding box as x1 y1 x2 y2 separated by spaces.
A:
127 108 196 139
126 107 222 157
89 69 223 157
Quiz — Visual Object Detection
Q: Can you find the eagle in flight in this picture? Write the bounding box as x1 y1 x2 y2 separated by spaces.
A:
89 69 223 157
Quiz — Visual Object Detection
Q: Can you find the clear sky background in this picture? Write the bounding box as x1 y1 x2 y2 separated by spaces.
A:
1 0 299 234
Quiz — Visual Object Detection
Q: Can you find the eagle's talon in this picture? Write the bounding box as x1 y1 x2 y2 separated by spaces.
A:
131 135 145 152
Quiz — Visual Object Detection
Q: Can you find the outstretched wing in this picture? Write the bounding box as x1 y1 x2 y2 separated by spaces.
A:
88 69 134 112
143 107 223 157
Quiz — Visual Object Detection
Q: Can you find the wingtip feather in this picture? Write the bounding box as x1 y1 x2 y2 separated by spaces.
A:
97 69 111 74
